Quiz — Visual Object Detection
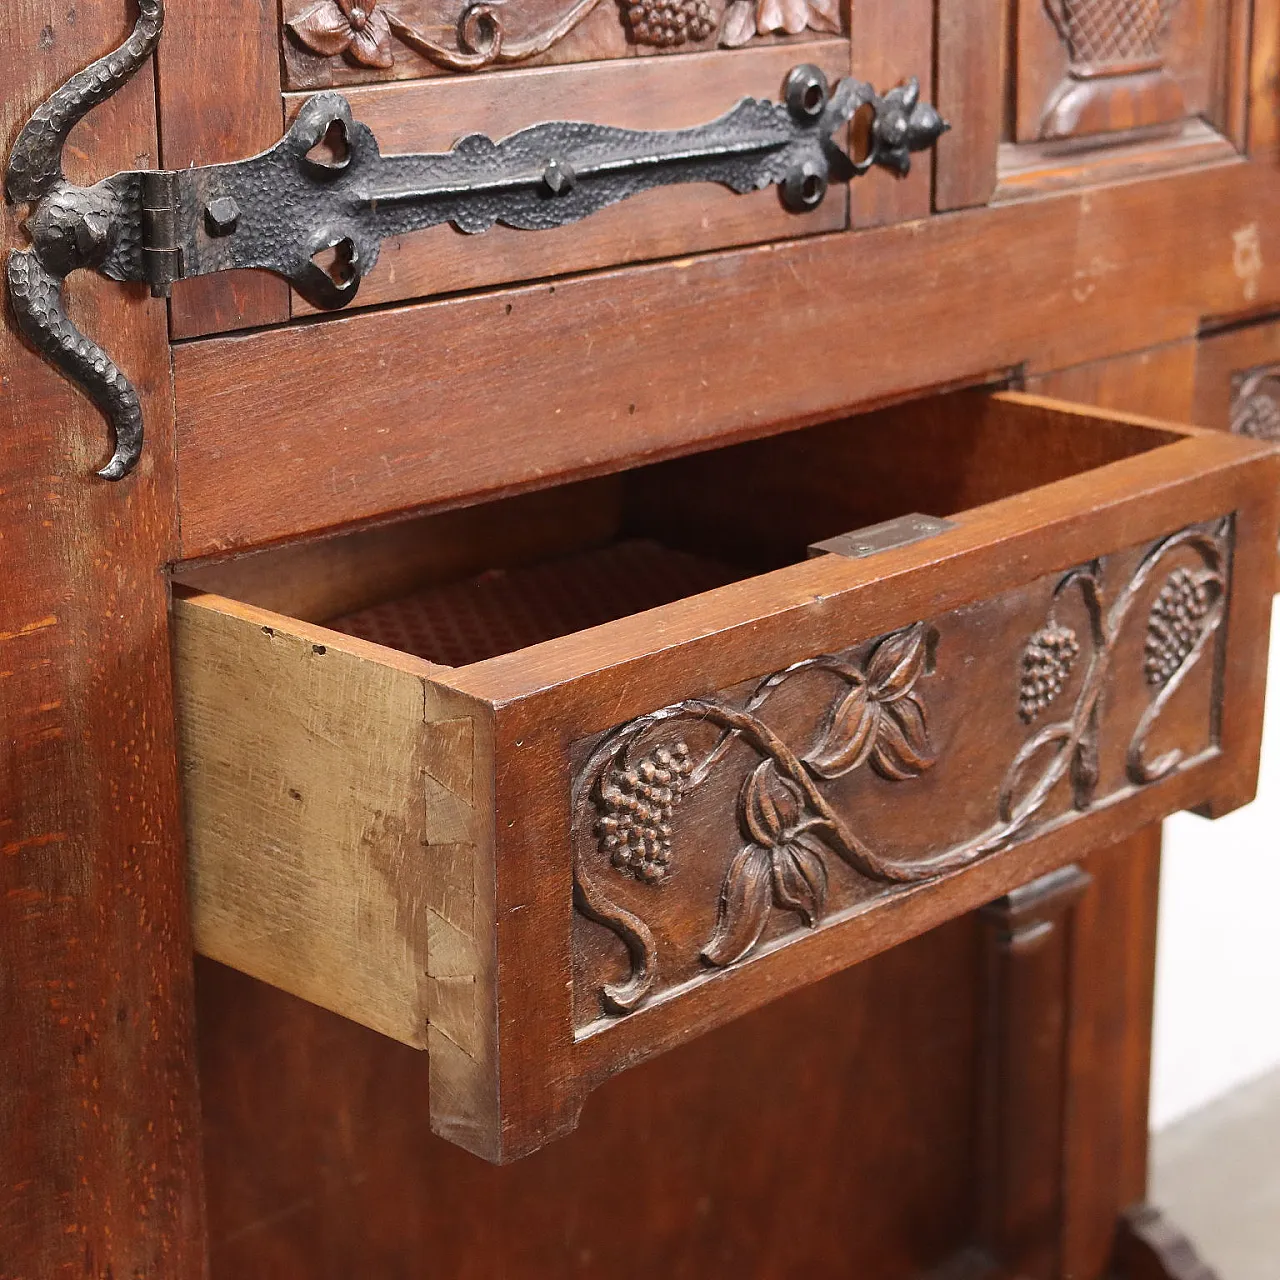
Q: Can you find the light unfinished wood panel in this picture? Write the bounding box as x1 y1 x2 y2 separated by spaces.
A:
173 591 494 1057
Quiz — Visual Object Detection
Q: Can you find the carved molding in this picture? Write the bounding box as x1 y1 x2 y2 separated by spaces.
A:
1039 0 1185 139
286 0 841 77
573 522 1228 1023
1230 366 1280 443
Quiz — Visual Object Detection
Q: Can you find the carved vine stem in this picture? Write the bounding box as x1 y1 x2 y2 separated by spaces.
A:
387 0 607 72
574 522 1229 1017
288 0 841 73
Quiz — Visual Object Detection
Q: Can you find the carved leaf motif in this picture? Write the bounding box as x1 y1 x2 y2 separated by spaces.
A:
290 1 356 55
719 0 757 45
350 6 395 67
804 679 875 779
804 0 841 32
289 0 395 68
866 622 928 701
762 0 810 35
701 844 774 967
870 691 933 781
741 760 801 846
718 0 841 45
771 834 828 925
805 625 934 781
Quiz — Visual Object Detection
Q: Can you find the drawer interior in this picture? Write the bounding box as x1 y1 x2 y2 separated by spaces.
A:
178 389 1180 661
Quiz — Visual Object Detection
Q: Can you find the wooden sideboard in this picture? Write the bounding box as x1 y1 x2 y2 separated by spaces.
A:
2 0 1278 1275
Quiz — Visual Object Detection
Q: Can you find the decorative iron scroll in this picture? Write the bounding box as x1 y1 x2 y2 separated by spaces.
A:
573 521 1228 1019
4 0 945 479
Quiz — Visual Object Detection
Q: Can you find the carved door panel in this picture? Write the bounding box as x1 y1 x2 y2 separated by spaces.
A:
154 0 942 338
936 0 1251 209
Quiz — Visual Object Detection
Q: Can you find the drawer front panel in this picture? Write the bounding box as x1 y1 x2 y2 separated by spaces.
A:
571 522 1226 1030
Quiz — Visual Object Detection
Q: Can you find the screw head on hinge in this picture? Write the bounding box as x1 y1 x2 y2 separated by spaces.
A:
542 155 577 196
204 195 241 236
784 64 830 122
781 160 827 212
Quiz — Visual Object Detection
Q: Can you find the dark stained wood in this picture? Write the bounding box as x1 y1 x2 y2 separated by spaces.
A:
0 4 207 1275
1063 827 1164 1280
282 0 636 88
157 0 290 337
1012 0 1235 143
198 919 982 1279
975 865 1092 1279
278 0 844 90
1192 319 1280 589
993 0 1248 198
1249 0 1280 155
934 0 1006 210
993 121 1239 204
285 41 850 316
4 0 1279 1269
1194 316 1280 430
1219 0 1253 148
177 475 627 621
1031 351 1188 1280
847 4 932 226
1027 339 1200 422
173 158 1280 557
1113 1204 1223 1280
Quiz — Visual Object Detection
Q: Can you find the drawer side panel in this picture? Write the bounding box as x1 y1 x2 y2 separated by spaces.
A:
173 595 493 1059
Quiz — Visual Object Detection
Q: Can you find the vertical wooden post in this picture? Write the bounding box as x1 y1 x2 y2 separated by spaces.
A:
975 863 1092 1278
0 5 208 1276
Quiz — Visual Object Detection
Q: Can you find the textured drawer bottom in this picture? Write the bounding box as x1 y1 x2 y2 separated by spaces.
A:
329 540 740 666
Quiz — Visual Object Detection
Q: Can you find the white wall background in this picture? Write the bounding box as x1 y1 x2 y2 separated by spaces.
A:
1150 595 1280 1131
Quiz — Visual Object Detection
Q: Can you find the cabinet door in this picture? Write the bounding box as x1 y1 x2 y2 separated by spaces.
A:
157 0 892 336
937 0 1251 209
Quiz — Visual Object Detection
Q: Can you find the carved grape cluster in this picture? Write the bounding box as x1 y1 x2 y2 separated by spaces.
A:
1018 624 1080 722
1144 568 1211 686
596 743 695 882
625 0 716 46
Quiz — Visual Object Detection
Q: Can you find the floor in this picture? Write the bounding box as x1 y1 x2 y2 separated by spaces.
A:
1150 1066 1280 1280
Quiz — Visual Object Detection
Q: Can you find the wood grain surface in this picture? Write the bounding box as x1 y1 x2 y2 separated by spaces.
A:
196 917 982 1279
157 0 290 337
0 5 207 1275
173 159 1280 558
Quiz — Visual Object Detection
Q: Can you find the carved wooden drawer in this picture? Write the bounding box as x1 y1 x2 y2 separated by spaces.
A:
172 390 1279 1162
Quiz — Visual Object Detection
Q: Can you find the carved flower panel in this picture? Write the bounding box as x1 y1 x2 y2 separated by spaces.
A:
283 0 848 89
571 521 1230 1030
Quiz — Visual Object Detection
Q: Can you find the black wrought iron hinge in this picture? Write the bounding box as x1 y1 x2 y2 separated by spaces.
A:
4 0 948 479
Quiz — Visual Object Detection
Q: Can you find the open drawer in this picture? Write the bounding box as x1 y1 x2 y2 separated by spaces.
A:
172 390 1280 1162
